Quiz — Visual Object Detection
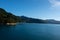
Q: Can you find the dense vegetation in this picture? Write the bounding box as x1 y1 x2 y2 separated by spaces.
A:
0 8 60 25
0 8 45 24
0 8 21 24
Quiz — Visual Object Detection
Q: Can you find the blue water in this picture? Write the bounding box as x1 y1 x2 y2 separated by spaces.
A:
0 23 60 40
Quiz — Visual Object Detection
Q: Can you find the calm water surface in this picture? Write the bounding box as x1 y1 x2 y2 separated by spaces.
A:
0 23 60 40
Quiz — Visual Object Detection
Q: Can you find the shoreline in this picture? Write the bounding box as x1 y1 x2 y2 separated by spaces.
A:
6 23 17 25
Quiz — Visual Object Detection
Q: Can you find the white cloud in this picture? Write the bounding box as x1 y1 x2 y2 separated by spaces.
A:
49 0 60 8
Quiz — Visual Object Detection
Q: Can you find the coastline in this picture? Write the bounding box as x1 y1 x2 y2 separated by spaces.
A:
6 23 17 25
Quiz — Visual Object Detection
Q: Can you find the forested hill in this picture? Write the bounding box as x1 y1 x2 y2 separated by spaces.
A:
0 8 45 24
0 8 60 25
0 8 21 24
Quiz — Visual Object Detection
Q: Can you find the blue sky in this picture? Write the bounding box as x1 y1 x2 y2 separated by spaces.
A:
0 0 60 20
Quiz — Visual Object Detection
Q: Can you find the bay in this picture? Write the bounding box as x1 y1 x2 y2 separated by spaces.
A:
0 23 60 40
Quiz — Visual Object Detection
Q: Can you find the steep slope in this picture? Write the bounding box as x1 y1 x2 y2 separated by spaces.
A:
0 8 20 24
0 8 60 25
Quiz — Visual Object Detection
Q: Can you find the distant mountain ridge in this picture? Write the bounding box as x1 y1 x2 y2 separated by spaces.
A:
0 8 60 25
20 16 46 23
45 19 60 24
20 16 60 24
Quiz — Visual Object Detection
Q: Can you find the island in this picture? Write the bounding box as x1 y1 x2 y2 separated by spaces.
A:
0 8 60 25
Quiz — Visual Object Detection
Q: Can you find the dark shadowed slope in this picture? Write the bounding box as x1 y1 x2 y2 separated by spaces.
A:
0 8 60 25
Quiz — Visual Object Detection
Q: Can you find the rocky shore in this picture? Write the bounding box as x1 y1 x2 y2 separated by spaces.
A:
6 23 17 25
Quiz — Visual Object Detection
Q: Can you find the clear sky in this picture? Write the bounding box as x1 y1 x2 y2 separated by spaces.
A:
0 0 60 20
